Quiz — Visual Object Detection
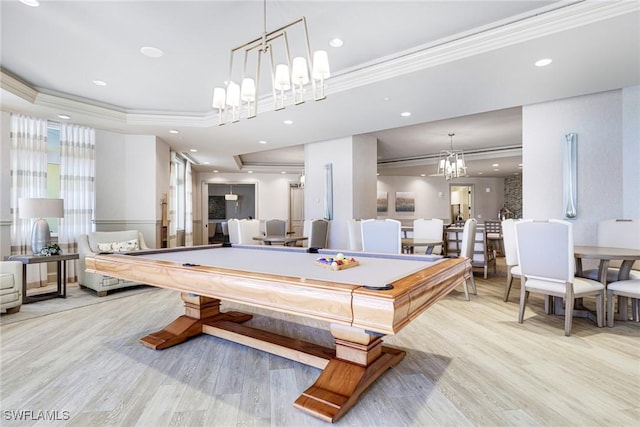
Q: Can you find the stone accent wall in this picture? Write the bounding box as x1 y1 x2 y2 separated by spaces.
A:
504 175 522 218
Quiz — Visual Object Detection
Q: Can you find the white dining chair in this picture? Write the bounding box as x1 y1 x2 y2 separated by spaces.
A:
501 219 521 302
230 218 260 244
606 279 640 327
413 218 444 255
361 219 401 254
583 219 640 283
515 219 605 336
459 218 477 300
347 218 362 251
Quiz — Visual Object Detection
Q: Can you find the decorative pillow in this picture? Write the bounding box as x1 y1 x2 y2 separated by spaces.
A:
97 242 115 252
113 239 139 252
96 239 139 253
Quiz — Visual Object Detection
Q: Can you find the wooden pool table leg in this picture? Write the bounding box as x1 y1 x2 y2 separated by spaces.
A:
294 324 406 423
139 292 252 350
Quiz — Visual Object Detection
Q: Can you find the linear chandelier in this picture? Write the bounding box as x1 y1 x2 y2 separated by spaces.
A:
212 1 330 125
436 133 467 180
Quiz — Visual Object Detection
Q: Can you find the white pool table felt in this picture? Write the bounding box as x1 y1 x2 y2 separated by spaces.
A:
136 245 444 289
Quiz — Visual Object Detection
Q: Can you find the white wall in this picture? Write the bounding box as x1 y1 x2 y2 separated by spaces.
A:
305 135 377 250
523 88 637 245
622 86 640 218
0 112 11 258
94 130 169 247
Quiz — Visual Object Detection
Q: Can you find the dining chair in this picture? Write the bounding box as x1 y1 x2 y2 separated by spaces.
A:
583 219 640 283
471 225 496 279
515 219 605 336
265 219 287 236
232 218 260 244
306 219 329 249
459 218 478 300
606 279 640 327
413 218 444 255
347 218 362 251
484 219 504 257
227 218 241 244
501 219 521 302
361 219 401 254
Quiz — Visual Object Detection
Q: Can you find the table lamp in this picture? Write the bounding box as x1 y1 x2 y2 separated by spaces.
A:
18 197 64 254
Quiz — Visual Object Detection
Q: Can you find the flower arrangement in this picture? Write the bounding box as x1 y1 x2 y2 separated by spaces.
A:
40 243 62 256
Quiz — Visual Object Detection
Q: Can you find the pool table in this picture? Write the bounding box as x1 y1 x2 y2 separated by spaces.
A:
85 244 471 422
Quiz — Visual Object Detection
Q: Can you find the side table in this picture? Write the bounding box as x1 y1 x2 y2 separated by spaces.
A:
4 253 79 304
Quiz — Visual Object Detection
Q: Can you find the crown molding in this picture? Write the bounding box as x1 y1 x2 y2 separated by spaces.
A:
2 1 635 127
1 69 38 103
328 0 639 94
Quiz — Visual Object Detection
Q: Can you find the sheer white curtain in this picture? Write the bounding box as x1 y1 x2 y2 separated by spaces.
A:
58 123 96 282
168 152 178 248
185 161 193 246
9 113 48 286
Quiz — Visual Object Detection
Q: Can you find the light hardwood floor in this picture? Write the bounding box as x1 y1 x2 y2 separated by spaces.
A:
1 259 638 427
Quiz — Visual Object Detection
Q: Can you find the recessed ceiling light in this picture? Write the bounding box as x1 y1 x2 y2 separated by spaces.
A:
329 38 343 48
283 120 293 125
518 163 523 167
492 163 500 167
401 112 411 117
92 80 107 86
493 169 500 171
213 170 219 173
203 162 210 165
57 114 71 120
247 170 253 174
420 174 426 177
281 171 287 174
478 172 484 175
140 46 164 58
259 140 267 144
20 0 39 7
535 58 552 67
190 149 197 152
169 129 179 134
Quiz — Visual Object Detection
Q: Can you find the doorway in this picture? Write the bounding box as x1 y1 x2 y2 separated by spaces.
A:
289 184 304 236
202 183 257 244
450 184 474 225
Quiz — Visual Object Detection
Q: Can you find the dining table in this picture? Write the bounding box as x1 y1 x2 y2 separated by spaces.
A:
252 235 308 247
554 245 640 322
401 238 443 255
574 245 640 283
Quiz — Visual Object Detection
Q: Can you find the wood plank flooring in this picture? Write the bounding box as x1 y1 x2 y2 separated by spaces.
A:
1 259 638 426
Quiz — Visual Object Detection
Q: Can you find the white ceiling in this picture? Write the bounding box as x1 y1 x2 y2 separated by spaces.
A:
1 1 638 178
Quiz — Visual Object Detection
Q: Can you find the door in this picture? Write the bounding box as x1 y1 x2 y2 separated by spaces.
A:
450 184 474 224
289 184 304 236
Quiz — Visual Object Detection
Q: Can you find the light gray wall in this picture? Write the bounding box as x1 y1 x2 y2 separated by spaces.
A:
376 176 505 224
523 87 638 246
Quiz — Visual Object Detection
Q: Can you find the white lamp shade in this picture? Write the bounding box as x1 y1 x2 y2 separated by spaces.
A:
291 57 309 85
274 64 291 90
312 50 330 80
241 78 256 101
226 81 240 107
212 87 226 109
451 191 461 205
19 198 64 219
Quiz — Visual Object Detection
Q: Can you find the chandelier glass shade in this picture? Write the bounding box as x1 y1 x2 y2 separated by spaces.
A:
212 1 330 125
436 133 467 180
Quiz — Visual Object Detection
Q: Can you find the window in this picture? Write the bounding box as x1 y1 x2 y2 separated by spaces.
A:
46 124 61 234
